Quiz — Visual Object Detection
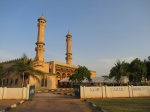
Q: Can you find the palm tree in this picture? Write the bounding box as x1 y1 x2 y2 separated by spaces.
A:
109 60 130 84
102 75 110 82
9 54 45 87
0 64 5 86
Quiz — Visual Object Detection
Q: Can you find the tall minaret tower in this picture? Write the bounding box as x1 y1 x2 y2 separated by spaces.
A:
35 15 46 62
65 31 72 65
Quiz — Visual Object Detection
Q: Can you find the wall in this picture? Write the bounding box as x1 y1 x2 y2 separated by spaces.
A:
47 75 57 89
80 86 150 98
29 75 57 90
0 85 30 99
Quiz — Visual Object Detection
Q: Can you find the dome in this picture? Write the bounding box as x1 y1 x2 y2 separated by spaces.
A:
39 15 44 19
38 15 46 22
66 31 72 37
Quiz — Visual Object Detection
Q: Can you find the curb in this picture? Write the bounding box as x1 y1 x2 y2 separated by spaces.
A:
84 99 107 112
36 88 74 93
0 100 25 112
53 92 75 96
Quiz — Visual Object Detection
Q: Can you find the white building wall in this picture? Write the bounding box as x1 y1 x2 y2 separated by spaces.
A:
79 86 150 98
106 86 129 98
80 86 102 98
0 85 30 99
132 86 150 97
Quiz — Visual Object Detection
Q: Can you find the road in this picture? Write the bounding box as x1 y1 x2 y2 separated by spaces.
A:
12 93 93 112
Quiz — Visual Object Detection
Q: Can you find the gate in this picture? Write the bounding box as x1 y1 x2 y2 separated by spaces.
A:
74 85 80 98
29 85 35 99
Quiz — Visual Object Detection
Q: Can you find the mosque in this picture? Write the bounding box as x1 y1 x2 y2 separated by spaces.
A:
0 15 96 89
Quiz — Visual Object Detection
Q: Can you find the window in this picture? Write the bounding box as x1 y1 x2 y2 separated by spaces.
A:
62 73 66 78
67 74 70 77
15 79 18 85
10 79 13 85
6 79 8 85
41 76 47 87
56 72 60 78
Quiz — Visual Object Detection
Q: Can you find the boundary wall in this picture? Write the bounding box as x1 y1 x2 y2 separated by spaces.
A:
0 85 31 99
80 86 150 98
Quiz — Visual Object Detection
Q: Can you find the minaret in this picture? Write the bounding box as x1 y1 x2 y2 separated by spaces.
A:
35 15 46 62
65 31 72 65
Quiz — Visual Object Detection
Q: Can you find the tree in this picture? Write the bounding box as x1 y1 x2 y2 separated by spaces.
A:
69 65 91 84
102 75 111 82
0 64 4 80
9 54 45 87
0 64 5 86
129 58 147 82
109 60 130 83
144 56 150 80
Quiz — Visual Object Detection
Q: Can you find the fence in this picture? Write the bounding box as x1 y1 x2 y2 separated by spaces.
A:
79 85 150 98
0 85 35 99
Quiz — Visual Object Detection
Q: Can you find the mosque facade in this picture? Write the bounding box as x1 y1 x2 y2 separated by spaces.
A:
0 15 96 89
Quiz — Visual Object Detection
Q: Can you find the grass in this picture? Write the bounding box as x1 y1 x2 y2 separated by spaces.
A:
89 98 150 112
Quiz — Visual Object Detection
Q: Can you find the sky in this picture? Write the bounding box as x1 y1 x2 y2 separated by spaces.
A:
0 0 150 77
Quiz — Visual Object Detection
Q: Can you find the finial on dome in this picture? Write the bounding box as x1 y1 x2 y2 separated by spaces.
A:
68 30 70 35
38 13 46 22
66 30 72 37
41 12 44 18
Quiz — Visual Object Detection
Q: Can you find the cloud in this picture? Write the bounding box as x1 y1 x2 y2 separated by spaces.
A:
99 56 138 66
95 56 139 76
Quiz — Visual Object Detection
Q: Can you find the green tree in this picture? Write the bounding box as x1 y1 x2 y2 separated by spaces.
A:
144 56 150 80
69 65 91 84
129 58 147 82
0 64 4 80
102 75 111 82
109 60 130 83
0 64 6 86
9 54 45 87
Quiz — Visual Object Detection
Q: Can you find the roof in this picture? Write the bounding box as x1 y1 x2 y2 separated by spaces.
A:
59 77 117 83
59 78 70 82
38 15 46 22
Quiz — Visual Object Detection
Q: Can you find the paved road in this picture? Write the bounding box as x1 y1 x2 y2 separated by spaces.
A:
12 93 93 112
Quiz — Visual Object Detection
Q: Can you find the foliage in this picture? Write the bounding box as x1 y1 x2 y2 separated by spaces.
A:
0 64 4 80
109 60 130 83
8 54 45 82
129 58 147 82
144 56 150 80
109 58 149 83
102 75 111 82
69 65 91 83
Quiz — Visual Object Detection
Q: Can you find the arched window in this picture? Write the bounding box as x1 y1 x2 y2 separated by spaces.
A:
10 79 13 85
45 76 47 87
56 72 60 78
15 79 18 85
62 73 66 78
41 76 47 87
6 79 9 85
67 74 71 78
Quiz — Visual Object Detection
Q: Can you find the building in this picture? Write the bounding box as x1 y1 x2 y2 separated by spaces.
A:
0 15 96 89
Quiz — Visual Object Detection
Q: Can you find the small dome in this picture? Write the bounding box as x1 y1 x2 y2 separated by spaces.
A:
66 31 72 37
38 15 46 22
40 15 44 19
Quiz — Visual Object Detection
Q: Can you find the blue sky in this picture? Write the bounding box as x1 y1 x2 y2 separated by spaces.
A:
0 0 150 76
